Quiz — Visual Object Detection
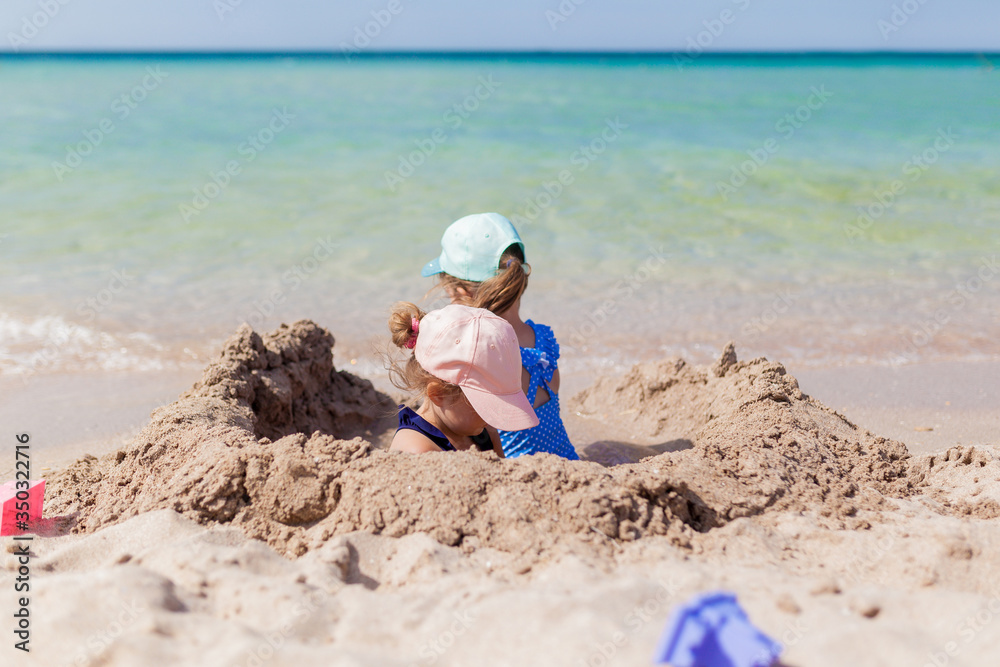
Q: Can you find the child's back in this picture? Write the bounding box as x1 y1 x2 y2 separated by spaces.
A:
422 212 579 460
499 318 577 459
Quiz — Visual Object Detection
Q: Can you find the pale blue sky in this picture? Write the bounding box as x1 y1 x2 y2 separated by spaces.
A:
2 0 999 53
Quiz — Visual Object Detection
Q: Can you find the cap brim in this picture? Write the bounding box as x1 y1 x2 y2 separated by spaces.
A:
462 386 539 432
421 257 443 277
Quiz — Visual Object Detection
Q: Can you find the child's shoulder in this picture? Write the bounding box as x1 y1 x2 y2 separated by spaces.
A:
526 320 560 358
394 405 453 453
391 427 444 454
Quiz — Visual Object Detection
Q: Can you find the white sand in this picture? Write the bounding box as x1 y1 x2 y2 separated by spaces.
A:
3 324 998 667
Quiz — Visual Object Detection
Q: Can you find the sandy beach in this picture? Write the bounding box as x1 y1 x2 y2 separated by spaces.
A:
3 320 998 667
4 47 999 667
2 4 999 660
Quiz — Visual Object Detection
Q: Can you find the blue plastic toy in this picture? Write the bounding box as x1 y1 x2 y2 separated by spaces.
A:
653 591 781 667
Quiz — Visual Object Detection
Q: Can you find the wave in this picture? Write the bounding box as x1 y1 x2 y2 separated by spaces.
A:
0 312 173 376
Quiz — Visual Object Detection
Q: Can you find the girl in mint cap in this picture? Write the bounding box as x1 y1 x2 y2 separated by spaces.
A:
421 212 579 460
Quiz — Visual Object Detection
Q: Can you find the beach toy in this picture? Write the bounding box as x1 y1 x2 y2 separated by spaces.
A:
653 591 781 667
1 479 45 536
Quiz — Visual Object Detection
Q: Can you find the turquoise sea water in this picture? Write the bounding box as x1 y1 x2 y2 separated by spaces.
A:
1 54 998 377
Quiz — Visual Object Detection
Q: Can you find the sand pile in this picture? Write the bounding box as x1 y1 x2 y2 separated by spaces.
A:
48 321 393 541
908 445 1000 519
183 319 392 442
46 324 958 563
24 325 1000 667
570 344 912 524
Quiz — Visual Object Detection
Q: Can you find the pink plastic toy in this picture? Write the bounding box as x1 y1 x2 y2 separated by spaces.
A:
1 480 45 536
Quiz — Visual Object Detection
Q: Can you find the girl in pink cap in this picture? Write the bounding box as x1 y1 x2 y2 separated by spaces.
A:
422 213 579 460
387 302 538 455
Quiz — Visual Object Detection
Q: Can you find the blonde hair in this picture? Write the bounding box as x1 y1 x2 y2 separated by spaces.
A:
386 301 462 400
437 244 530 316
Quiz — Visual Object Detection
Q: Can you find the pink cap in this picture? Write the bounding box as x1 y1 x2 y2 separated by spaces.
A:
414 305 539 431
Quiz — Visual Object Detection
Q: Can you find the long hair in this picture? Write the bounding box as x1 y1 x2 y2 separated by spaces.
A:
436 244 530 316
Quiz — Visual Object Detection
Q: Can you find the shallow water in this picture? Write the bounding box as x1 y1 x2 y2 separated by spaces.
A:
2 54 998 377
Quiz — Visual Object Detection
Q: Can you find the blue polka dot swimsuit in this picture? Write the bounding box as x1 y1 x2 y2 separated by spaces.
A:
498 320 579 460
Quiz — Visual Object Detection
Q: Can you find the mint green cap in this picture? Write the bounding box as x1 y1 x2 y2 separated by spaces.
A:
422 212 525 282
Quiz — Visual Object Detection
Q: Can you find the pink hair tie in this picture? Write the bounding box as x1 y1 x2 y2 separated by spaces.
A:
405 317 419 349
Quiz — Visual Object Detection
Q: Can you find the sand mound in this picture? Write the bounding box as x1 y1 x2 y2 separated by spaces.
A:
570 344 913 524
48 324 953 562
47 321 392 536
181 319 391 442
908 445 1000 519
25 326 1000 667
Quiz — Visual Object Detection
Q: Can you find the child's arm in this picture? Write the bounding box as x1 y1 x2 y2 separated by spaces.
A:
486 426 505 458
390 429 446 454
